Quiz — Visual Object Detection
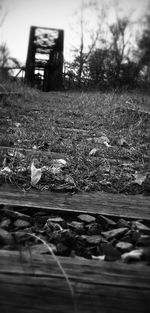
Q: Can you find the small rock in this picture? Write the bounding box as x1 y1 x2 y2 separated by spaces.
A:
101 243 121 261
48 230 62 243
68 221 85 234
133 221 150 235
84 235 104 245
46 221 63 231
1 207 31 221
137 235 150 247
141 248 150 262
121 249 143 263
117 218 130 228
86 222 102 235
0 228 14 245
121 230 132 243
56 243 70 256
47 217 66 228
14 219 31 229
78 214 96 223
92 255 105 261
131 230 141 244
116 241 133 253
98 215 116 229
60 229 76 246
0 218 11 229
33 215 49 224
101 227 128 240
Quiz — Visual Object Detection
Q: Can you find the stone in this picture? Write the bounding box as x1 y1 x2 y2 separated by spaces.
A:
136 235 150 247
98 215 116 229
1 207 31 221
120 230 132 243
86 222 102 235
117 218 130 228
101 227 128 240
141 248 150 262
116 241 133 253
84 235 104 245
100 243 121 261
92 255 105 261
33 215 49 224
14 219 31 229
47 217 66 228
68 221 85 234
77 214 96 223
121 249 143 263
131 230 141 244
0 218 11 229
46 221 63 231
0 228 14 245
133 221 150 235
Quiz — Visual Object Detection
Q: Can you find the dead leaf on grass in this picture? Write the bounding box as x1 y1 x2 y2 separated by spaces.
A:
89 148 99 156
93 135 111 147
0 166 12 176
31 161 42 186
133 171 147 185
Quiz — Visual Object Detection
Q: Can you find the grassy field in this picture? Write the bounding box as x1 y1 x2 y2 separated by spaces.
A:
0 83 150 194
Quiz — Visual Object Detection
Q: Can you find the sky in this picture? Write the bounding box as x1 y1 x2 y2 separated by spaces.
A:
0 0 150 65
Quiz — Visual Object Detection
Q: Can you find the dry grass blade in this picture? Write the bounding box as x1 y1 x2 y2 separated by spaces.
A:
26 232 77 313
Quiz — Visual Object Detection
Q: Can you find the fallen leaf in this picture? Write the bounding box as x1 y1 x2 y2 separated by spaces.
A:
14 122 21 128
50 159 67 174
31 161 42 186
0 166 12 174
89 148 99 156
133 171 147 185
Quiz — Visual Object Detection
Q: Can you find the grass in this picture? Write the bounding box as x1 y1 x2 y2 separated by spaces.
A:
0 82 150 194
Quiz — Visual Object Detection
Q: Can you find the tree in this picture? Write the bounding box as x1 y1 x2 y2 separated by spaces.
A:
108 17 131 84
0 42 20 81
138 13 150 84
67 0 101 88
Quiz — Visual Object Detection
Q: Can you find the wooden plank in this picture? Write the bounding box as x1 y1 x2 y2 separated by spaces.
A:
0 185 150 220
0 250 149 313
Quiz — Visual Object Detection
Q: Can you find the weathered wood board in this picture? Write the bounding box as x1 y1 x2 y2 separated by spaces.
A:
0 250 150 313
0 185 150 220
0 186 150 313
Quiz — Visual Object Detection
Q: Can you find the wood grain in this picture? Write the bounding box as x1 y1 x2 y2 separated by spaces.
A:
0 185 150 220
0 250 149 313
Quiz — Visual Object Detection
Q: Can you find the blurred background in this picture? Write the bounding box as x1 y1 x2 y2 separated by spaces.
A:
0 0 150 91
